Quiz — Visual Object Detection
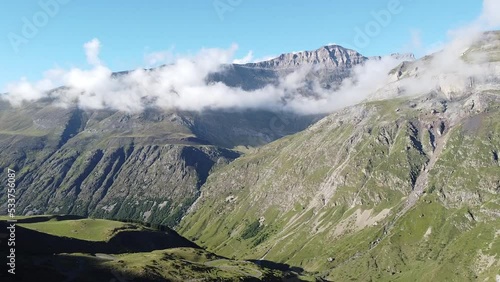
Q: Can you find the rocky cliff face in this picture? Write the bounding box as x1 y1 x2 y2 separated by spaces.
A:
208 45 383 93
247 45 368 70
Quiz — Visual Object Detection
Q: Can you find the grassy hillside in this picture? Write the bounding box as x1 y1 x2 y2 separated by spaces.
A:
18 217 130 241
0 215 308 281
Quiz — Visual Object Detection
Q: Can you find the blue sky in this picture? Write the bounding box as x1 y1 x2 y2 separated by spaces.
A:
0 0 484 89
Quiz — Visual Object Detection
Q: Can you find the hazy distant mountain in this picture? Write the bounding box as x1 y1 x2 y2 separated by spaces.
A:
247 45 368 70
209 44 376 91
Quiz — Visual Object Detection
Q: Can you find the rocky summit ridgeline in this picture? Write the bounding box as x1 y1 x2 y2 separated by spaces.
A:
246 45 368 70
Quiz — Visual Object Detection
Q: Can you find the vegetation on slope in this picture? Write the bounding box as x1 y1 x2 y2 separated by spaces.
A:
179 94 500 281
0 215 307 281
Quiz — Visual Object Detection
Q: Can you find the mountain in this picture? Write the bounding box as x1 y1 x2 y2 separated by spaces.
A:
209 45 372 92
0 43 377 227
247 45 368 70
0 99 249 226
178 32 500 281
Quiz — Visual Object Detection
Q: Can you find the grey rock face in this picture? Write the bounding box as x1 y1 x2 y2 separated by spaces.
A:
208 45 374 99
245 45 368 70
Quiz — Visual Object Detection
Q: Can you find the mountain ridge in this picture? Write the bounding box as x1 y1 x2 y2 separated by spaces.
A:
243 44 369 70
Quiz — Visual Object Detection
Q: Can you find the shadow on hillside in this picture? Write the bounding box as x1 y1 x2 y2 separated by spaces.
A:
0 219 310 281
250 259 305 277
0 252 155 282
0 221 199 255
250 259 304 273
13 215 86 224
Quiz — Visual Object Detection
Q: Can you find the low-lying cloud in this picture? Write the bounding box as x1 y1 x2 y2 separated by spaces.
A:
368 0 500 101
2 0 500 115
1 38 404 114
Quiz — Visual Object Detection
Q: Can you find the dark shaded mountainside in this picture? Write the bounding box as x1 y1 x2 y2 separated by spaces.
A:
0 100 243 226
0 44 368 226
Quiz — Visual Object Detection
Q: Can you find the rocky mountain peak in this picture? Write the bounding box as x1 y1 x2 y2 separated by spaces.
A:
244 44 368 70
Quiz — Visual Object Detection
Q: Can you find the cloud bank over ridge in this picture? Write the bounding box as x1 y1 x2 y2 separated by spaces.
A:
2 39 405 114
2 0 500 114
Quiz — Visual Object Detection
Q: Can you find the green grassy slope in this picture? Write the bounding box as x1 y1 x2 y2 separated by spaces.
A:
18 218 130 241
179 94 500 281
0 215 306 281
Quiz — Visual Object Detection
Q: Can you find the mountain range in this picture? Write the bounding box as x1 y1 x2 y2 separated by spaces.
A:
1 31 499 281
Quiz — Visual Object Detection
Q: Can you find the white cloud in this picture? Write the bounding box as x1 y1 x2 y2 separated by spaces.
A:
3 78 46 106
2 0 499 115
84 38 102 66
370 0 500 102
144 47 176 67
232 51 253 64
1 38 403 114
480 0 500 28
289 56 402 114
